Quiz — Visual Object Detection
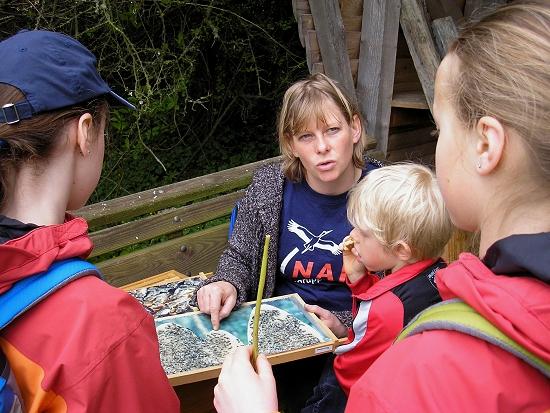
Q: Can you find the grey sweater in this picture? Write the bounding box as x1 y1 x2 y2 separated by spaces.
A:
194 157 383 327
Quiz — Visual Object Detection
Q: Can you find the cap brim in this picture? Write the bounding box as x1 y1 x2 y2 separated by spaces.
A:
108 90 136 110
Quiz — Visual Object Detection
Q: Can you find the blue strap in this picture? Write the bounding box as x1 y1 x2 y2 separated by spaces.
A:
0 258 101 330
228 203 239 238
0 377 15 413
0 102 33 124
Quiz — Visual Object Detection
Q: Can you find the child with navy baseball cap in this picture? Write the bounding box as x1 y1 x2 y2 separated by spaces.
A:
0 29 135 124
0 30 179 412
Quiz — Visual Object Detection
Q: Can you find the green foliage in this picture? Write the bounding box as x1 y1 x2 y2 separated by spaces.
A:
0 0 307 201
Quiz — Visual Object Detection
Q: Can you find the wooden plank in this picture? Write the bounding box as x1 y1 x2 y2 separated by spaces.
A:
119 270 188 292
393 82 424 93
340 0 363 16
343 15 362 31
393 36 428 94
292 0 310 20
464 0 506 19
388 125 436 150
309 0 356 98
400 0 441 112
74 156 280 229
305 30 361 65
312 59 359 84
392 91 429 109
97 224 230 287
305 30 318 72
389 107 432 128
298 14 314 47
357 0 401 155
432 16 458 58
89 191 244 258
386 139 437 162
299 14 362 48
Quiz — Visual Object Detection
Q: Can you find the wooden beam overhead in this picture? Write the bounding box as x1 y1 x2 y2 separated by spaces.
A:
357 0 402 155
432 16 459 58
309 0 356 99
400 0 441 112
464 0 506 19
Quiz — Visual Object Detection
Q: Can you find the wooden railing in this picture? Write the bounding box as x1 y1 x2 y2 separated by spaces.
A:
74 156 281 287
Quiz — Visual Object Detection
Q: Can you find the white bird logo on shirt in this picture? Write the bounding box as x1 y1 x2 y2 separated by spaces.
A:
287 219 342 255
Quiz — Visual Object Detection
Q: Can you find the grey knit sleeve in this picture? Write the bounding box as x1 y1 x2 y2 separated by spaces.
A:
191 164 281 308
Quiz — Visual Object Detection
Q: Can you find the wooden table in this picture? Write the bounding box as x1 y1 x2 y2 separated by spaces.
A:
122 271 341 413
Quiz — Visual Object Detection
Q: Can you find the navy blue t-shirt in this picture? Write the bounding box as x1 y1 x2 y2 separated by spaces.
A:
274 179 354 312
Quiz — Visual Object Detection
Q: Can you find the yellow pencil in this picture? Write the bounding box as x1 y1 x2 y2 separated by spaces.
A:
251 234 270 370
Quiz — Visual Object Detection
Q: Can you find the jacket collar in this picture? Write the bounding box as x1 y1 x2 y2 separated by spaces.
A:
483 233 550 284
0 215 93 294
0 215 38 244
358 258 443 300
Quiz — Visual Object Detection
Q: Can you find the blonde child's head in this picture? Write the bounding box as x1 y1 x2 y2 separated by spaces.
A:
277 73 368 182
347 163 453 260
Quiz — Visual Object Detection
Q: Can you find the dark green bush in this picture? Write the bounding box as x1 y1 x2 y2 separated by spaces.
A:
0 0 307 201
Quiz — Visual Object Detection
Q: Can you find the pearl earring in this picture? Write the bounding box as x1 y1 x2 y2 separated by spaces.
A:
477 160 481 168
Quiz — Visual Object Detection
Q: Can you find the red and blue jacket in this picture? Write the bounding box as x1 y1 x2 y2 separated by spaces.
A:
334 259 445 395
0 215 179 412
346 233 550 412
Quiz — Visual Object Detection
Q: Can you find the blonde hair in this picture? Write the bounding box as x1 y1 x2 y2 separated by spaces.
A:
277 73 368 182
347 163 453 260
449 1 550 182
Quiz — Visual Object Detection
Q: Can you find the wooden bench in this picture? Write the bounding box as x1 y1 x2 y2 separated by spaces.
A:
74 156 282 287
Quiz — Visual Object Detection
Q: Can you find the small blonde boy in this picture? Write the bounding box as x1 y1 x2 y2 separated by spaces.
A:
303 163 452 412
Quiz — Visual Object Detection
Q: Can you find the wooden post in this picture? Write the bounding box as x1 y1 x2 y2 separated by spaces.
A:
292 0 310 20
432 16 458 58
340 0 364 17
356 0 401 155
400 0 441 112
464 0 507 19
298 14 314 47
309 0 356 100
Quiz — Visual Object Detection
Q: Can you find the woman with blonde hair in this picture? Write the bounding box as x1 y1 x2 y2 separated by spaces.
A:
195 73 381 331
195 72 381 410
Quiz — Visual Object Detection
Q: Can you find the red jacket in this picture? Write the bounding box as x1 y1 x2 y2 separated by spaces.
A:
346 234 550 413
334 259 444 395
0 216 179 412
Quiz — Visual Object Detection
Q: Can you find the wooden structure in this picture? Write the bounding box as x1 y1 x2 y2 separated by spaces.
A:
74 156 279 287
292 0 504 163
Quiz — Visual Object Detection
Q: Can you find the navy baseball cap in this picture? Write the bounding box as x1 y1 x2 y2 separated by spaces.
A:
0 29 135 124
